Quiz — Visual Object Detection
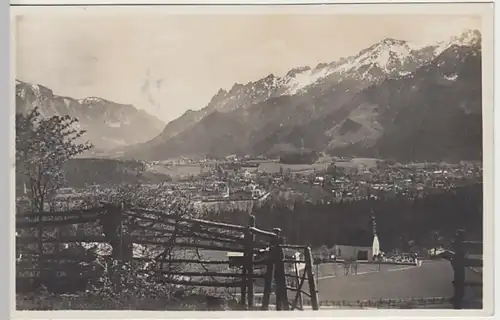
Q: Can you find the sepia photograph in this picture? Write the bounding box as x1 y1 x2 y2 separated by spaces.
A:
11 2 494 316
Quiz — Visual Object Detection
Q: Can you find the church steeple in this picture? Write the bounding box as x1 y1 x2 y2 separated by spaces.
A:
371 214 377 236
371 213 380 257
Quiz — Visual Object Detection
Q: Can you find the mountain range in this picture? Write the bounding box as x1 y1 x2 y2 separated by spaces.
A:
15 80 165 154
121 29 482 162
16 29 482 162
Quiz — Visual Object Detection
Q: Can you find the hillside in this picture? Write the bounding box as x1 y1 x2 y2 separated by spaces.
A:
15 80 165 152
309 44 482 161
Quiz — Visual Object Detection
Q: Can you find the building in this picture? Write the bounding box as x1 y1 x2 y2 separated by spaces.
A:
333 227 379 262
332 244 373 261
226 252 245 268
283 249 305 273
283 248 302 261
226 249 304 271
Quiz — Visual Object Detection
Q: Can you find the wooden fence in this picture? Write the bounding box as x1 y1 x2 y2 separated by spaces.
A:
15 203 320 311
438 229 483 309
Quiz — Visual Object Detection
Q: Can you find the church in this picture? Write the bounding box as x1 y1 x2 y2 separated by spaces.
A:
332 216 381 262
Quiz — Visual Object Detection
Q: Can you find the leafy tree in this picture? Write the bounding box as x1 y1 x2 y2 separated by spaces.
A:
431 230 444 256
16 108 92 211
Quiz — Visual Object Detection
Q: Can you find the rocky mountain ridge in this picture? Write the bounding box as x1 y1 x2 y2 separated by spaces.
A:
15 80 165 153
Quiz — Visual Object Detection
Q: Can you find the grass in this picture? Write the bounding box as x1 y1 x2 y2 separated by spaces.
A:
16 289 241 311
16 293 225 311
149 164 204 178
257 157 380 175
146 157 379 177
16 292 454 311
258 162 329 174
335 158 379 169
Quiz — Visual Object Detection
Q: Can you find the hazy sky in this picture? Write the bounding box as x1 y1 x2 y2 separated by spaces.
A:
15 13 481 123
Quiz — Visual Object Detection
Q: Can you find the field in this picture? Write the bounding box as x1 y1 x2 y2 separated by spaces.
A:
305 260 482 308
281 181 332 201
310 261 453 301
149 164 204 178
257 162 330 175
253 260 482 309
256 157 381 175
252 261 481 308
335 158 380 169
145 157 382 178
242 260 479 309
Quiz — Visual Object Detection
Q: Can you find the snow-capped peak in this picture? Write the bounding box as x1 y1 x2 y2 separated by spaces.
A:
434 29 481 56
451 29 481 47
277 37 426 94
30 84 41 95
379 38 407 46
79 97 107 104
201 29 482 112
285 66 333 95
286 66 312 78
330 37 417 79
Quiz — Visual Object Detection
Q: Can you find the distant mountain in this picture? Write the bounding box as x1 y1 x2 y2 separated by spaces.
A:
323 43 482 161
15 80 165 153
123 29 482 162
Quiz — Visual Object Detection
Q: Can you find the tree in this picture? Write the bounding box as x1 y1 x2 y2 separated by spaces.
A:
16 108 92 211
431 230 444 256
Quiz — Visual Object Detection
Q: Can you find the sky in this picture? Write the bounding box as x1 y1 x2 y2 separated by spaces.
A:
14 12 481 123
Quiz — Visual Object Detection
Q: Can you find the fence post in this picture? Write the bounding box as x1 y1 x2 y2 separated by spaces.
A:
119 203 124 260
102 204 120 259
245 215 256 310
37 211 44 285
294 259 304 310
261 233 276 310
272 228 289 310
240 249 247 308
305 246 320 310
101 203 132 261
120 202 133 261
316 263 319 290
452 229 466 309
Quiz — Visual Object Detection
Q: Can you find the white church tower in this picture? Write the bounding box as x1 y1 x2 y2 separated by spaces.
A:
371 215 381 257
223 183 230 198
